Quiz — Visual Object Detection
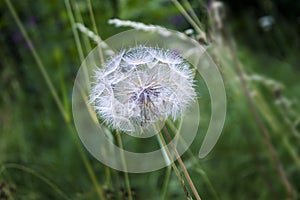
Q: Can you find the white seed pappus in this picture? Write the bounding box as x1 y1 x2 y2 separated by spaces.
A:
89 46 196 133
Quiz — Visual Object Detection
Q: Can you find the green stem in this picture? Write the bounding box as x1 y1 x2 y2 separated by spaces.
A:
0 163 70 200
228 37 295 200
5 0 68 123
5 0 106 199
72 1 113 190
162 126 201 200
116 131 133 200
156 126 193 200
166 120 219 199
73 1 92 52
64 0 89 87
161 166 172 200
66 123 106 200
171 0 206 41
64 0 85 62
87 0 104 63
182 0 203 29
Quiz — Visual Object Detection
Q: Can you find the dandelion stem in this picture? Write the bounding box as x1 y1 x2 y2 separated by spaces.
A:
116 131 133 200
156 125 193 200
166 120 219 199
161 166 172 200
162 126 202 200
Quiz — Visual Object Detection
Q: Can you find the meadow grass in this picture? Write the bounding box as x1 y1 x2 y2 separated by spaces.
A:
1 0 299 199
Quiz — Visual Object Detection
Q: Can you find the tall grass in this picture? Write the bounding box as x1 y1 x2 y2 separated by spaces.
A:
1 0 299 199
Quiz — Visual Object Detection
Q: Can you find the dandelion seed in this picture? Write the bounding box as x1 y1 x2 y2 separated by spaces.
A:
89 46 196 133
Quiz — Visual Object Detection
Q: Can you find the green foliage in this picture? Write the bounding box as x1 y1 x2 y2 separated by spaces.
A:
1 0 299 199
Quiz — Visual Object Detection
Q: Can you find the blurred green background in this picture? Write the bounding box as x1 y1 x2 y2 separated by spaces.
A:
1 0 299 199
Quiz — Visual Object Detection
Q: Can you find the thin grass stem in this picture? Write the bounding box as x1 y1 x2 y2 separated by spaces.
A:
228 39 295 200
65 0 89 87
116 131 133 200
161 166 172 200
72 3 113 191
5 0 69 123
87 0 104 64
182 0 203 29
65 0 85 62
156 126 193 200
162 126 202 200
207 4 295 197
5 0 106 199
166 120 219 199
66 123 106 200
171 0 206 41
0 163 70 200
73 1 92 52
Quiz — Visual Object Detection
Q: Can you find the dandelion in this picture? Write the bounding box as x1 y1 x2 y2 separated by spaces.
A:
89 46 196 133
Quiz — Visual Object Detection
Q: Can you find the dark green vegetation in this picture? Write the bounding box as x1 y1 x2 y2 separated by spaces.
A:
1 0 299 199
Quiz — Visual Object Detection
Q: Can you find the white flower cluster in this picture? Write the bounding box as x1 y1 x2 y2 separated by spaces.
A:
89 46 196 133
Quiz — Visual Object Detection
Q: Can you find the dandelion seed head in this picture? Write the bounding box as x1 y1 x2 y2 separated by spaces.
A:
90 46 196 134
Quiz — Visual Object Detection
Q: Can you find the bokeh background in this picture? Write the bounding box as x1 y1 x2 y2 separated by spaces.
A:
1 0 299 199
